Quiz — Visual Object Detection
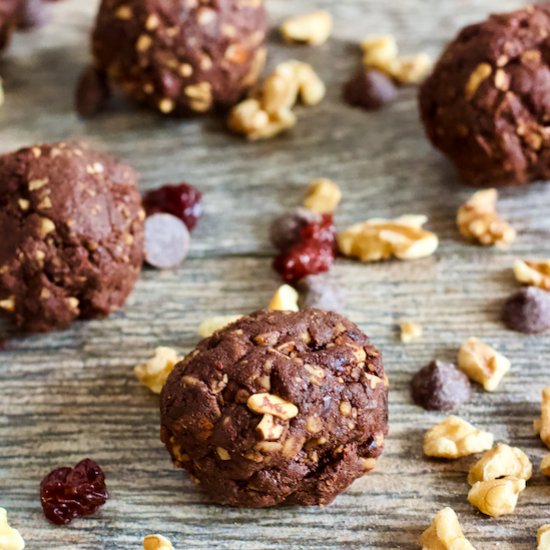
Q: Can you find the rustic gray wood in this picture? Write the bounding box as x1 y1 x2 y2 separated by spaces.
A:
1 0 550 548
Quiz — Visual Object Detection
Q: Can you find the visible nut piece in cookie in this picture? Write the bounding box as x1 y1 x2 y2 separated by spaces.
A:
514 259 550 291
247 393 299 420
419 507 476 550
304 178 342 214
143 534 174 550
465 63 492 100
457 189 516 246
400 321 423 343
0 508 25 550
280 11 333 46
467 443 532 485
134 347 182 394
338 215 438 262
256 414 284 440
198 315 242 338
467 477 526 517
268 284 299 312
423 415 493 459
457 338 510 392
540 454 550 476
539 525 550 549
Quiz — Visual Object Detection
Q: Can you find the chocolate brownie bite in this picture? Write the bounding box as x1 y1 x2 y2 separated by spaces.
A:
419 4 550 187
160 308 388 508
83 0 268 117
0 142 145 333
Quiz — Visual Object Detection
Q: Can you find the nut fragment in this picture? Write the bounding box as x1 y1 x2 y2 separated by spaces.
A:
419 507 476 550
539 386 550 448
198 315 242 338
457 338 510 392
457 189 516 246
514 259 550 291
423 415 493 459
467 477 526 517
247 393 299 420
134 347 182 394
280 11 333 46
400 321 423 343
540 454 550 476
304 178 342 214
538 525 550 549
0 508 25 550
361 35 399 71
338 215 438 262
467 443 532 485
389 53 432 85
143 534 174 550
465 63 492 100
0 296 15 313
268 284 299 312
256 414 284 440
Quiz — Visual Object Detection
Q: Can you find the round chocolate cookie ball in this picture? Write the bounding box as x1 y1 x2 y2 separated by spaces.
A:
0 142 145 332
160 308 388 508
87 0 268 116
419 4 550 187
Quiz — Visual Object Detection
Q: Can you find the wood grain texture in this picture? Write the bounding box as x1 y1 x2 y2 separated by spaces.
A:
1 0 550 548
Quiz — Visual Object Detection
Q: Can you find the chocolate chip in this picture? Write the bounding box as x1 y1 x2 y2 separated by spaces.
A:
343 68 397 111
75 66 111 118
16 0 49 30
502 287 550 334
269 207 322 251
144 213 190 269
297 274 346 313
411 360 471 411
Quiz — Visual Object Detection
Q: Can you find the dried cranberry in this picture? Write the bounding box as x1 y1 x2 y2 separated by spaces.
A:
40 459 108 525
143 183 203 231
299 214 336 246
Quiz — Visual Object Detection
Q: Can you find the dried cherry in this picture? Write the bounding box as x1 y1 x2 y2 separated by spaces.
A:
40 458 108 525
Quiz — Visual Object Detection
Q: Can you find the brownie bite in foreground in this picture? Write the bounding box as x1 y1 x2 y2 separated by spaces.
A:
0 142 145 332
83 0 268 117
160 309 388 508
419 4 550 187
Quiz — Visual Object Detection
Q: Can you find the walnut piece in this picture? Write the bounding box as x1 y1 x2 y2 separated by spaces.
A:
197 315 242 338
419 507 476 550
389 53 432 85
514 259 550 291
247 393 299 420
465 63 492 100
143 534 174 550
304 178 342 214
457 338 510 392
361 35 399 71
467 477 526 517
400 321 423 343
0 508 25 550
268 284 299 312
467 443 532 485
256 413 284 440
423 415 494 459
338 215 438 262
134 347 182 394
457 189 516 246
540 454 550 476
280 10 333 46
539 525 550 550
539 386 550 449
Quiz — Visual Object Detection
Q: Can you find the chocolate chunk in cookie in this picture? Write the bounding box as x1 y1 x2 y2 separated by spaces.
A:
420 4 550 186
160 308 388 508
82 0 268 117
0 142 145 333
502 287 550 334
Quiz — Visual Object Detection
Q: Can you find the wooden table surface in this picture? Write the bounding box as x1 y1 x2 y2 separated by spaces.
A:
1 0 550 548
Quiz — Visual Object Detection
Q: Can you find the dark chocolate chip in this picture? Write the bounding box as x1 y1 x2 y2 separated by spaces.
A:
75 66 111 118
297 274 346 313
411 360 471 411
502 286 550 334
343 68 397 111
269 207 322 251
144 213 190 269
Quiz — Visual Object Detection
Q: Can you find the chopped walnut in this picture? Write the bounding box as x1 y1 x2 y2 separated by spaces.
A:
457 338 510 392
361 35 399 71
247 392 299 420
540 454 550 476
304 178 342 214
0 508 25 550
467 444 532 485
539 386 550 449
197 315 242 338
423 415 494 459
280 10 333 46
268 284 299 312
338 215 438 262
514 259 550 291
538 525 550 549
419 507 476 550
400 321 423 343
134 347 182 394
457 189 516 246
143 534 174 550
389 53 432 85
0 296 15 313
467 477 526 517
465 63 492 100
256 414 284 440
